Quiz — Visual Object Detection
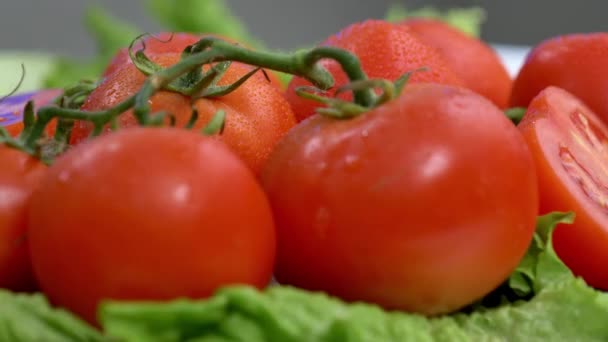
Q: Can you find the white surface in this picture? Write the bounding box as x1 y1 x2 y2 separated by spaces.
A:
493 44 531 77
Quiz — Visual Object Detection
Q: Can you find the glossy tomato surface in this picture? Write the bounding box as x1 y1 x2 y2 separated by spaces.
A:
518 86 608 289
28 127 276 324
74 53 296 176
0 147 46 291
285 20 464 122
510 33 608 123
262 83 538 315
402 19 512 108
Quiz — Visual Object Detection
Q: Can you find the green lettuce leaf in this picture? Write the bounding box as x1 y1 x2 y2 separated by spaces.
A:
145 0 293 86
470 212 576 310
100 278 608 342
384 5 486 38
0 290 107 342
508 212 575 295
146 0 263 49
43 5 141 89
100 212 608 342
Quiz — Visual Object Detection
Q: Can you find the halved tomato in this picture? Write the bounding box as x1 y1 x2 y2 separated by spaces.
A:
518 86 608 289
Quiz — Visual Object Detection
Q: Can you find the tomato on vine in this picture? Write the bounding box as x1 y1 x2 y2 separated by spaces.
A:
285 20 465 122
262 82 538 315
73 51 296 176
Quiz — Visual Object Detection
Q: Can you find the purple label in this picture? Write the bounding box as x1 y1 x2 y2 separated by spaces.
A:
0 91 37 127
0 90 61 129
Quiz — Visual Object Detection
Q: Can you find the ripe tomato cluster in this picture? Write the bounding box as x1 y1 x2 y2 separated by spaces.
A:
0 18 606 327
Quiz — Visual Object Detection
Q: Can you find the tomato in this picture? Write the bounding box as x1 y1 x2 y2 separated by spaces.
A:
28 127 276 324
102 32 284 88
400 19 512 109
285 20 465 122
74 53 296 176
517 86 608 289
0 147 46 291
261 83 538 315
0 90 62 137
510 33 608 124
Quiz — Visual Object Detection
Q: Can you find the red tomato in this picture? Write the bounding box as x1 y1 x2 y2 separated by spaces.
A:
74 53 296 176
285 20 465 122
28 127 276 324
518 86 608 289
510 33 608 124
0 90 62 137
262 83 538 315
0 147 46 291
102 32 284 88
401 19 512 108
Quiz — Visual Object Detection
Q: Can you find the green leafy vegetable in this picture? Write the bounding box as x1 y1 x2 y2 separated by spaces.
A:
508 212 575 295
43 6 140 89
470 212 576 309
146 0 263 49
100 212 608 342
384 5 486 38
0 212 601 342
0 290 107 342
41 0 295 90
100 279 608 342
0 53 57 94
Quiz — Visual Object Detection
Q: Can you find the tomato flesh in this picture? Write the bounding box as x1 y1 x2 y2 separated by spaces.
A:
518 86 608 289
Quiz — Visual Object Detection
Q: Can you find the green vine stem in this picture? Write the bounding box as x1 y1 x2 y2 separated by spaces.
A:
4 35 380 163
133 37 377 119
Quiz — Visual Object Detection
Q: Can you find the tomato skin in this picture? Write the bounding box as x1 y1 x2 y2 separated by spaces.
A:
28 127 276 324
401 19 512 108
285 20 465 122
518 86 608 289
74 53 296 176
0 147 46 291
510 33 608 123
262 83 538 315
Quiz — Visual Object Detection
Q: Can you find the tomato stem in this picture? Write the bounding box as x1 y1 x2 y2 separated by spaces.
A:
8 36 379 162
24 96 136 150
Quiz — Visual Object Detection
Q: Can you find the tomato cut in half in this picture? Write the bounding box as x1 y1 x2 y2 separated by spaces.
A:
518 86 608 289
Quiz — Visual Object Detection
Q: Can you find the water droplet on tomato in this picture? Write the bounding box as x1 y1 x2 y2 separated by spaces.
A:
58 171 70 183
343 154 361 171
361 129 369 138
172 183 191 204
313 207 330 239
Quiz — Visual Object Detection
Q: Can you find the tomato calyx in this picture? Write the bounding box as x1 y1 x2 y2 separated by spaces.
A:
295 67 427 119
129 35 263 100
